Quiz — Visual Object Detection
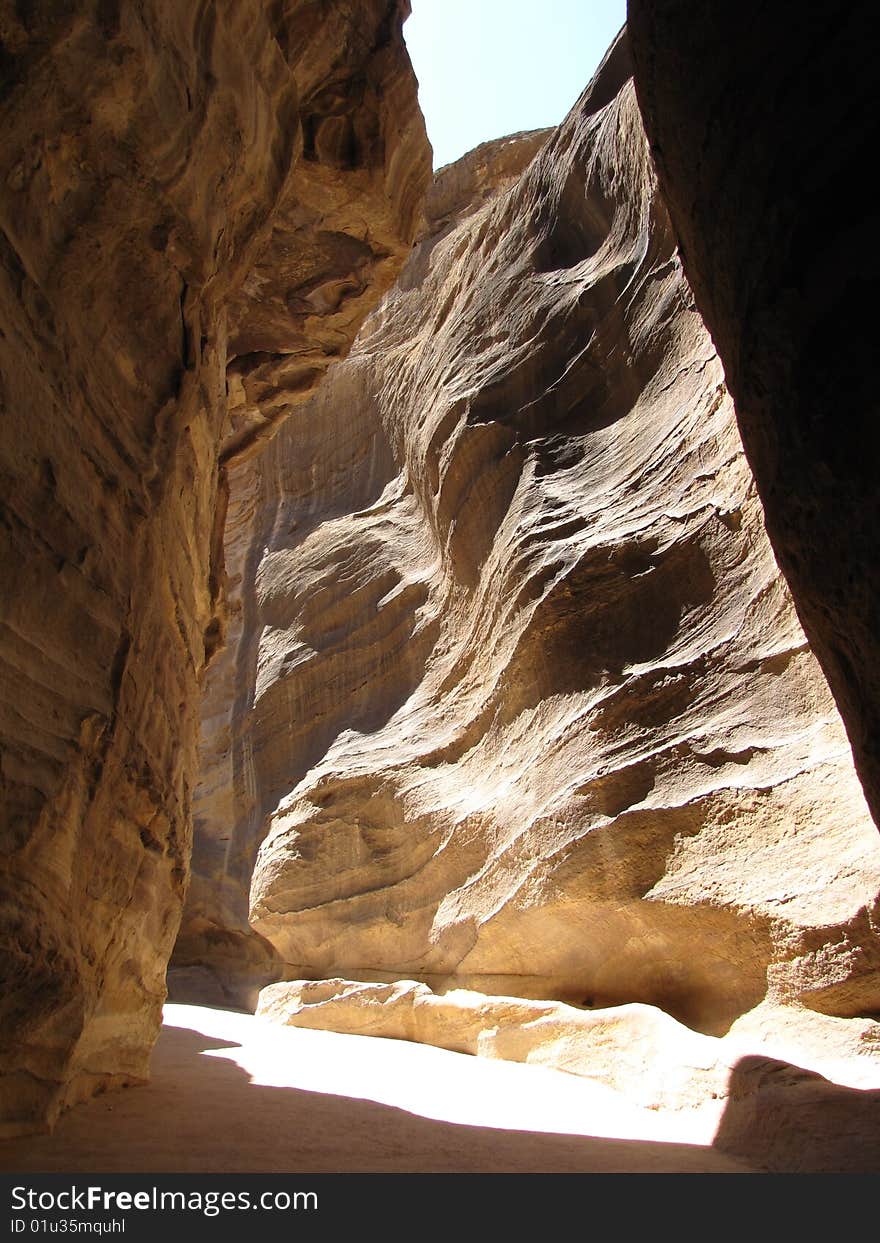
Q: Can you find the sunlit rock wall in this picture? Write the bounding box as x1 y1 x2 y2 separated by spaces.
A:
189 33 880 1035
0 0 428 1132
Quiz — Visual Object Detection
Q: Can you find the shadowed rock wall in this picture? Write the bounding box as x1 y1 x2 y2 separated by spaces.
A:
628 1 880 830
0 0 428 1132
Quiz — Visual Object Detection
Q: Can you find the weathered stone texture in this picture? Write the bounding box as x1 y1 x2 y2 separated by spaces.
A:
5 0 879 1158
0 0 428 1132
627 1 880 830
189 35 880 1036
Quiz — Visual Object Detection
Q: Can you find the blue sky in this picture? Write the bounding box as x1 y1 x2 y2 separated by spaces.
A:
404 0 627 169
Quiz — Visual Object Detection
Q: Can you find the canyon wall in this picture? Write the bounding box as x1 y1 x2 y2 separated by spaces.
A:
0 0 428 1133
4 0 879 1150
628 1 880 830
184 35 880 1036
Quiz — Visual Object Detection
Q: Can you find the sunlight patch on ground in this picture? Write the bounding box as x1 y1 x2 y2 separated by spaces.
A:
163 1003 723 1146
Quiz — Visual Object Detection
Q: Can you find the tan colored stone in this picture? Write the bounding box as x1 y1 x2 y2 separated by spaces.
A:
0 0 428 1134
0 1002 757 1173
423 127 552 235
190 34 880 1036
4 1 879 1167
257 977 736 1111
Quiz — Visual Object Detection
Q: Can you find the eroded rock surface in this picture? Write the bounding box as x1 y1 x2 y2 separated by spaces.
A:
174 123 557 1007
258 978 742 1112
0 0 428 1132
627 2 880 830
187 35 880 1034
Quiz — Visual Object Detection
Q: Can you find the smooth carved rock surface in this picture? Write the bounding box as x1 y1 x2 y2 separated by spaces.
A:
0 0 427 1133
189 35 880 1035
423 127 553 236
175 124 558 1007
627 2 880 831
259 978 880 1172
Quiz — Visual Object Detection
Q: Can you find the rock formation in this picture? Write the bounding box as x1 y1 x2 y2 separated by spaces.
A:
627 1 880 831
182 32 880 1051
172 124 560 1008
259 978 880 1172
0 0 428 1134
3 0 879 1166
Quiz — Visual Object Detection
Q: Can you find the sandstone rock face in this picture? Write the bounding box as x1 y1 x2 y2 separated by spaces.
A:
627 2 880 831
188 35 880 1035
174 124 557 1007
424 126 552 234
0 0 428 1133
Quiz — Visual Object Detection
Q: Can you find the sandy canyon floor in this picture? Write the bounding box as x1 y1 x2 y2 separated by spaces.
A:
0 1004 753 1174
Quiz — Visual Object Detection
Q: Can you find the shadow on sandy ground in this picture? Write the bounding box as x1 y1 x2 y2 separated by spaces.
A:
0 1020 750 1174
714 1054 880 1173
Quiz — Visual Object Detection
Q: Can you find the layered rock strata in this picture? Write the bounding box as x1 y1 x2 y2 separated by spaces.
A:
0 0 428 1133
628 1 880 829
174 123 558 1007
187 34 880 1036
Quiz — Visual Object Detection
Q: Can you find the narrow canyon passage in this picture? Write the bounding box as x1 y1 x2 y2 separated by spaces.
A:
0 1005 752 1174
2 1 879 1174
